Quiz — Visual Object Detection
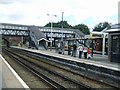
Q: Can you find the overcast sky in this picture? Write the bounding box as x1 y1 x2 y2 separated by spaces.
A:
0 0 119 30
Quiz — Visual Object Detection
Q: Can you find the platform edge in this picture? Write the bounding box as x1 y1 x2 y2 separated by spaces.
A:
0 54 30 89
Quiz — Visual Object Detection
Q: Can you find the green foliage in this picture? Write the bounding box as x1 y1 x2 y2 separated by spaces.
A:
45 21 90 35
73 24 90 35
45 21 72 28
93 22 111 32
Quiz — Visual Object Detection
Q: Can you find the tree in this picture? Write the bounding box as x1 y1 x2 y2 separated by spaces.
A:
93 22 111 32
44 21 72 28
73 24 90 35
44 21 90 35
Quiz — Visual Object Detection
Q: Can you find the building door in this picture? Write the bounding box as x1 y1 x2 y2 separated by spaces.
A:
111 34 120 63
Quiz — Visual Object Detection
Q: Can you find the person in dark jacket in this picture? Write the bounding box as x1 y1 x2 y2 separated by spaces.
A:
68 45 71 55
72 44 77 57
83 47 88 59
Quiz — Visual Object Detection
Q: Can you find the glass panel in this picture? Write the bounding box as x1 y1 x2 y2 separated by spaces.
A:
112 34 120 54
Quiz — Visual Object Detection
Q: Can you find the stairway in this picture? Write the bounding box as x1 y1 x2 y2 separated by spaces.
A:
29 26 46 50
74 29 84 38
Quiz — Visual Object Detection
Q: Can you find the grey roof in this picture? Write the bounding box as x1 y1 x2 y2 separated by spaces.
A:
110 24 120 29
106 24 120 32
29 26 46 40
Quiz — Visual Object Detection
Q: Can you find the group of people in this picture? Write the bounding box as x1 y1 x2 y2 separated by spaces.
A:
70 44 91 59
78 45 91 59
56 42 92 59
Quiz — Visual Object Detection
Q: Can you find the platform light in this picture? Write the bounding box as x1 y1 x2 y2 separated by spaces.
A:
47 14 57 51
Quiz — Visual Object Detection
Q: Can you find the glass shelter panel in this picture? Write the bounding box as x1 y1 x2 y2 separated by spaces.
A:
111 34 120 63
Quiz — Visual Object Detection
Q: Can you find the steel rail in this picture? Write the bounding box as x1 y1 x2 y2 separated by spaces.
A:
10 47 119 89
3 48 67 90
3 48 95 90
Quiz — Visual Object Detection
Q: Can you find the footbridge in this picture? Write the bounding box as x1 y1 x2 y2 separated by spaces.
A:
0 23 84 49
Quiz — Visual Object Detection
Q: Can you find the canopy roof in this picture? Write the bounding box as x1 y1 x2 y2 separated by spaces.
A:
105 28 120 33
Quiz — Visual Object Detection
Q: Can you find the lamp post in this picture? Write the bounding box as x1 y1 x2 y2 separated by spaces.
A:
61 12 64 41
47 14 57 51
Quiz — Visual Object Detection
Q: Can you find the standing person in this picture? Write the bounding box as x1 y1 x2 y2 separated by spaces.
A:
72 44 77 57
87 48 91 59
68 45 71 55
58 42 61 54
61 41 65 55
78 45 83 58
83 47 88 59
55 42 58 53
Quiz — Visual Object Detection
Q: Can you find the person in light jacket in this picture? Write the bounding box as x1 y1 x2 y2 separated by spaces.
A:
78 45 83 58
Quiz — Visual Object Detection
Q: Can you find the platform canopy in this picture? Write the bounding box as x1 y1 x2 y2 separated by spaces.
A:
105 28 120 32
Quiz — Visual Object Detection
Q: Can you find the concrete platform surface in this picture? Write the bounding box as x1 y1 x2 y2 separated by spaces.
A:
0 54 29 89
12 47 120 72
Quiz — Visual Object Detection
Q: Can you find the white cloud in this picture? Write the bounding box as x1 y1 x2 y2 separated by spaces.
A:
0 0 33 4
0 0 119 29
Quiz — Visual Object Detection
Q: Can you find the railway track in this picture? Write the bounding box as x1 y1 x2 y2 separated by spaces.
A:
3 48 67 89
8 48 119 88
3 47 95 90
2 47 118 89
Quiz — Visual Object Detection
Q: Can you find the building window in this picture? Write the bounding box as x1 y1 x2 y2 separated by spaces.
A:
112 35 120 54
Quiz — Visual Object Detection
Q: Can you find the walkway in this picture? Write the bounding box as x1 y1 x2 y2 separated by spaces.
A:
0 54 29 89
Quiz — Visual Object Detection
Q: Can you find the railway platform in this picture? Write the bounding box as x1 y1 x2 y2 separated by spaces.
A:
0 54 29 89
13 46 119 71
8 46 120 88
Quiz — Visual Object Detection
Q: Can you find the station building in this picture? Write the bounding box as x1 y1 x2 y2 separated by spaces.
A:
106 24 120 63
